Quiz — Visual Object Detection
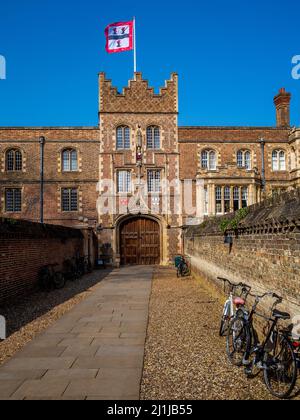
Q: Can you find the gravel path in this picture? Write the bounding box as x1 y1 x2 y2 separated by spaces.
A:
0 269 111 367
141 267 300 400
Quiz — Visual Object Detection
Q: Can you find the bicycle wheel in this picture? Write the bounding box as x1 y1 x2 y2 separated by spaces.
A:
53 272 66 290
38 269 52 291
263 335 298 399
226 312 250 366
219 315 230 337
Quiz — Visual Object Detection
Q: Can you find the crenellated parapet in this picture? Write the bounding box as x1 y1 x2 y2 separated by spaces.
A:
99 72 178 114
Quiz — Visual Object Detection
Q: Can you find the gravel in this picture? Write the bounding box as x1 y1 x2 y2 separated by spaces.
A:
141 267 300 400
0 269 111 366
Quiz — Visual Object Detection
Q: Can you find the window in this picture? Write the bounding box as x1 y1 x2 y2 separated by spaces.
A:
117 171 132 193
233 187 240 212
272 150 286 171
147 126 160 149
224 187 231 213
116 126 130 150
5 188 22 212
237 150 251 170
6 149 22 172
62 149 78 172
148 170 161 193
204 187 208 215
215 186 222 214
201 150 216 170
61 188 78 212
242 187 248 208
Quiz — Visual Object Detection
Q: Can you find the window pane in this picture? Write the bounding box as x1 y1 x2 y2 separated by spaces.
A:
62 188 78 212
71 150 78 171
201 151 208 168
147 127 153 149
117 127 123 149
15 151 22 171
124 127 130 149
245 152 251 170
5 189 21 212
154 127 160 149
148 170 161 193
5 189 14 212
233 187 240 211
63 151 70 171
6 150 15 171
279 151 286 170
70 189 78 211
209 151 216 170
237 151 243 168
242 187 248 208
215 187 222 213
272 151 279 171
118 171 131 193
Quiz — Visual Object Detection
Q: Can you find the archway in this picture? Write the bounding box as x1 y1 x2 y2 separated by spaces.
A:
119 216 161 265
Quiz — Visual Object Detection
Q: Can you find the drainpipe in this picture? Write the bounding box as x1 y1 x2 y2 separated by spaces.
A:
39 136 45 223
259 138 266 194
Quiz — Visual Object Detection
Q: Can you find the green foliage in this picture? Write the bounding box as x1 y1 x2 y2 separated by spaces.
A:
219 208 249 233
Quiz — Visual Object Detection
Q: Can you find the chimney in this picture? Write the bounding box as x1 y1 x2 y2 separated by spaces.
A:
274 88 291 128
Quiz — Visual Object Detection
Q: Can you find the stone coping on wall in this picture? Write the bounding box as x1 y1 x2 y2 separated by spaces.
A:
0 218 83 240
185 188 300 237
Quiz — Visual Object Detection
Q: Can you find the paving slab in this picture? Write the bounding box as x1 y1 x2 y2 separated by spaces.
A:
0 266 153 400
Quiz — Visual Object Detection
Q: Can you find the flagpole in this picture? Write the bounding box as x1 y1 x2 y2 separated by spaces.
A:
133 17 137 74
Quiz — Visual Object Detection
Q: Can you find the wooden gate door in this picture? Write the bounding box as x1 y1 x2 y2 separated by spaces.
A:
120 218 160 265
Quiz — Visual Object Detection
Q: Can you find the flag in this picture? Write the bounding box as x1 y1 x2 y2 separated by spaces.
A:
105 21 134 54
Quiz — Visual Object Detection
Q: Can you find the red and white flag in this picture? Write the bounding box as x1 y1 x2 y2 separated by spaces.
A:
105 21 134 54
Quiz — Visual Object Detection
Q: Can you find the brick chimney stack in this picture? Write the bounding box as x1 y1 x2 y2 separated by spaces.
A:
274 88 291 128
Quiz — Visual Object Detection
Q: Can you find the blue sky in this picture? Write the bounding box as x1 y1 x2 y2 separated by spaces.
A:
0 0 299 127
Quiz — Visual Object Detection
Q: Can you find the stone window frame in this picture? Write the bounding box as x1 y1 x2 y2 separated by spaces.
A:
116 169 133 194
59 186 82 213
3 147 25 173
215 185 249 215
201 149 217 171
147 169 162 193
61 148 79 173
116 125 131 150
271 149 286 172
58 146 82 174
237 149 252 170
146 125 161 150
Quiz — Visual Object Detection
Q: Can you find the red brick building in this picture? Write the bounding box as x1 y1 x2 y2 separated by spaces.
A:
0 73 298 265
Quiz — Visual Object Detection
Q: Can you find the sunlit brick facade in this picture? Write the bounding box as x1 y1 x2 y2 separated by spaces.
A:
0 73 298 265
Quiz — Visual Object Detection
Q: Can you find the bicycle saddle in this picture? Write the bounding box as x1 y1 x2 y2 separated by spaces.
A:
234 297 245 306
272 309 291 320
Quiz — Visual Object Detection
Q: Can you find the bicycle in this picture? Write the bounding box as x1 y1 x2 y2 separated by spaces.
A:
38 264 66 291
227 291 298 399
175 255 191 278
217 277 251 337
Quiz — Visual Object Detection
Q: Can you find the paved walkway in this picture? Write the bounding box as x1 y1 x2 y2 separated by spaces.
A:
0 266 153 400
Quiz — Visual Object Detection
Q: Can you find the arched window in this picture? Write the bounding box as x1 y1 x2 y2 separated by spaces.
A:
116 126 130 150
62 149 78 172
147 126 160 149
272 150 286 171
201 150 216 170
6 149 22 171
237 150 251 170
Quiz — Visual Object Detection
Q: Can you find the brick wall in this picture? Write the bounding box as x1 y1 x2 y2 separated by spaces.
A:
0 218 84 304
184 189 300 318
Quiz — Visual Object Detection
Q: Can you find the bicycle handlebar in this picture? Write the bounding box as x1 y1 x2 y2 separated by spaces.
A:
249 291 283 303
217 277 251 290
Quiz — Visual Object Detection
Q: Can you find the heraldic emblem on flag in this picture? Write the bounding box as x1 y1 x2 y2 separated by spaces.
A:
105 21 134 53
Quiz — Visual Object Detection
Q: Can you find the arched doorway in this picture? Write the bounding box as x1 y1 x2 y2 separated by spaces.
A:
119 216 161 265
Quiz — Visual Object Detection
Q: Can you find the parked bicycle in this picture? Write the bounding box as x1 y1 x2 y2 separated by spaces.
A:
38 264 66 291
175 255 191 278
217 277 251 337
227 291 298 399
